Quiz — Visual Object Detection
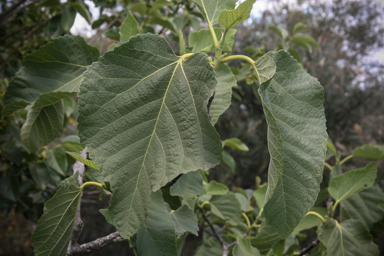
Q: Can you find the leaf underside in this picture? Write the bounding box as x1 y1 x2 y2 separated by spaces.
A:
78 34 222 238
259 50 327 238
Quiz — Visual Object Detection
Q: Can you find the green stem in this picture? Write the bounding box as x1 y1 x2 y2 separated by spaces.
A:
324 162 333 171
200 201 210 208
305 211 326 223
208 22 219 48
221 55 261 84
340 155 353 165
242 212 251 228
81 181 104 190
180 53 194 59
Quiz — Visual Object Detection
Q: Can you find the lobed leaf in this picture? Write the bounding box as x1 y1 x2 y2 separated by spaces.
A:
329 162 377 203
259 50 327 238
31 178 82 256
78 34 222 238
218 0 256 30
2 35 99 117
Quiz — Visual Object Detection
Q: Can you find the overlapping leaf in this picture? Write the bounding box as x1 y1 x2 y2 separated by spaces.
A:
119 11 141 43
329 162 377 203
189 28 237 53
259 50 327 238
318 219 379 256
31 178 82 256
218 0 256 30
133 191 177 256
233 238 261 256
251 222 281 254
170 170 205 208
78 34 222 238
2 35 99 116
170 205 199 236
193 0 237 25
209 192 242 225
21 101 64 153
67 152 100 171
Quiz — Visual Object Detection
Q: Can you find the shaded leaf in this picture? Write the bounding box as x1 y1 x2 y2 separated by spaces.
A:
31 178 82 256
170 170 204 209
29 162 50 190
251 221 281 254
66 152 99 171
71 0 92 24
209 192 242 225
318 219 379 256
222 150 235 171
119 11 141 43
223 138 249 151
61 3 76 31
253 183 267 209
0 175 19 201
195 236 222 256
235 193 250 212
259 50 327 238
268 25 288 39
78 34 222 238
204 180 229 195
46 146 68 176
189 28 236 53
341 183 384 229
292 22 306 35
218 0 256 30
292 207 327 236
352 144 384 161
254 54 277 84
329 162 377 203
193 0 237 25
2 35 99 116
179 30 185 55
21 101 64 153
210 63 236 125
170 205 199 236
134 191 177 256
233 238 261 256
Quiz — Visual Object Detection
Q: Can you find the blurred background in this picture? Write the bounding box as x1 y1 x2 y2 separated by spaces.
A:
1 0 384 255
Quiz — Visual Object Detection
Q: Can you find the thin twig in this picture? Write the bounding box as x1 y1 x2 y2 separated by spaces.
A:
298 239 319 256
68 231 123 255
200 209 225 246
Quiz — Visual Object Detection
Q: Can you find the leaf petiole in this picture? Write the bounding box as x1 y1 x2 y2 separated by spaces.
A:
81 181 104 190
221 55 261 84
339 155 353 165
306 211 326 223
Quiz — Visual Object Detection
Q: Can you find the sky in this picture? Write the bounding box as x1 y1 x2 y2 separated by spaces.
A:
70 0 384 64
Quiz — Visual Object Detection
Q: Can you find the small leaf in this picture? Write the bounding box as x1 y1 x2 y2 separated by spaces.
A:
61 3 76 31
253 183 267 209
268 25 288 39
29 162 50 190
107 43 118 51
204 180 229 195
292 22 306 35
290 35 319 53
2 35 99 116
233 238 261 256
71 0 92 24
235 193 250 212
254 54 277 84
288 48 301 63
222 150 235 171
259 50 327 238
223 138 249 151
170 170 204 208
209 192 242 225
352 144 384 161
292 207 327 236
341 183 384 229
189 28 236 53
218 0 256 30
67 152 100 171
31 178 82 256
46 146 68 176
210 63 236 125
133 191 178 256
78 34 222 238
326 137 336 153
119 11 141 43
131 2 147 16
329 162 377 203
318 219 379 256
193 0 237 25
170 205 199 236
21 101 64 153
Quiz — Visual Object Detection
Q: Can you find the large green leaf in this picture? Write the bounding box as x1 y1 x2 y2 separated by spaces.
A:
329 162 377 203
341 183 384 229
195 236 223 256
318 219 379 256
21 101 64 153
251 222 281 254
352 144 384 161
2 35 99 116
259 50 327 238
170 205 199 236
189 28 236 53
119 11 141 43
209 192 242 225
218 0 256 30
233 238 261 256
193 0 237 25
134 191 177 256
210 63 236 125
31 178 82 256
78 34 222 238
